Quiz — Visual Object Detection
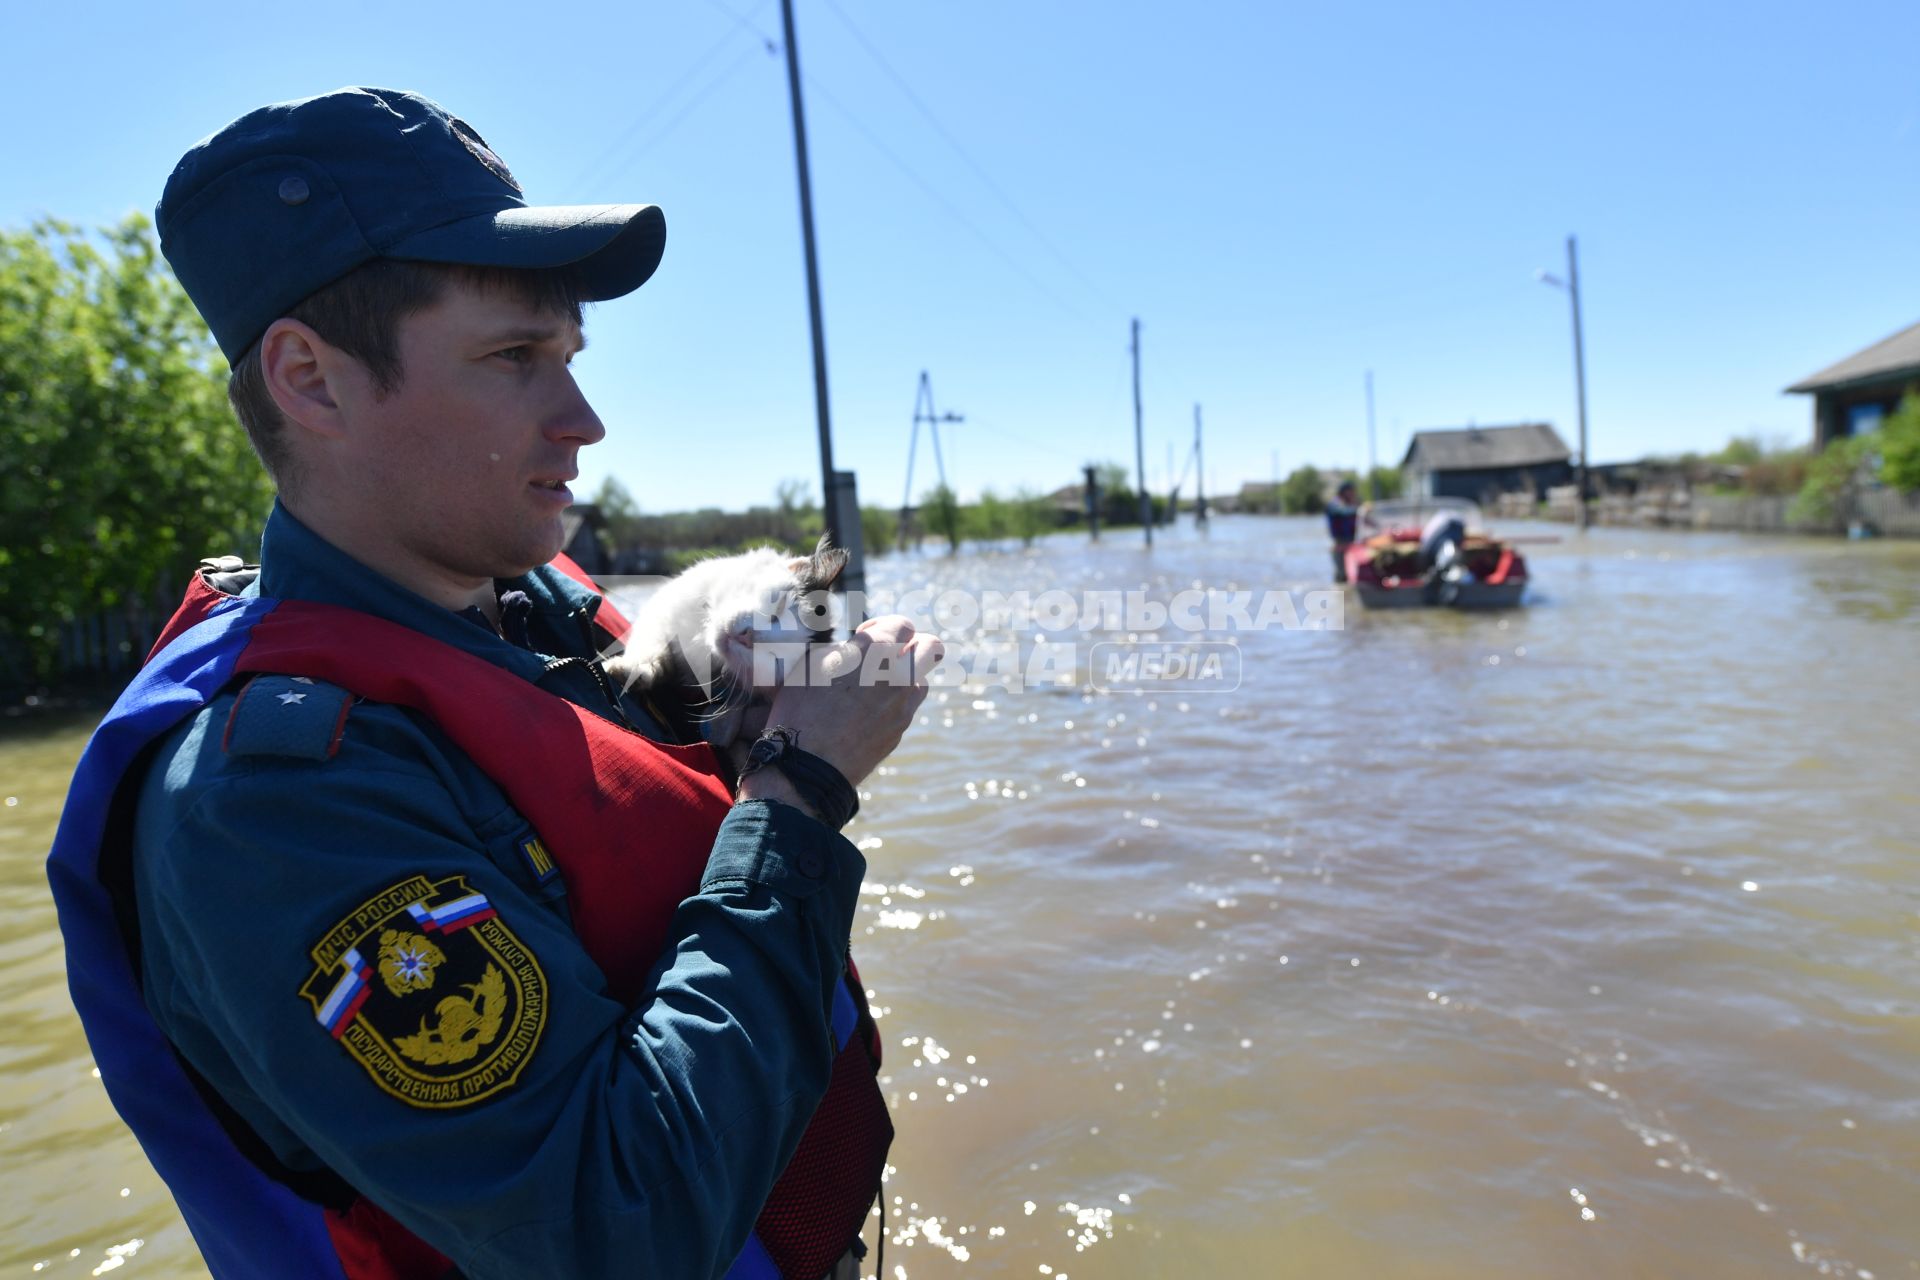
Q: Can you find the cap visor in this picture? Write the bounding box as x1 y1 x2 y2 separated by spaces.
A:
385 204 665 300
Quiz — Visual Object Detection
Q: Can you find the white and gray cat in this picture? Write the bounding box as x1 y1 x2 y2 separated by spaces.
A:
602 536 848 752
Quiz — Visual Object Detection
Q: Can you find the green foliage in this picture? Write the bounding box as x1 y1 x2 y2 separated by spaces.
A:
1703 433 1807 495
1088 460 1157 526
659 546 744 575
1879 392 1920 493
1737 450 1809 497
0 216 273 680
859 504 898 557
1710 435 1767 467
1279 465 1325 514
967 489 1013 544
1010 486 1053 547
922 482 962 553
591 476 642 548
1092 461 1134 504
1364 465 1402 500
599 480 830 563
774 478 824 541
1790 432 1877 527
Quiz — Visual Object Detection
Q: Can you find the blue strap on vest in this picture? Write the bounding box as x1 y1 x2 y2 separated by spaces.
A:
46 595 351 1279
49 593 845 1280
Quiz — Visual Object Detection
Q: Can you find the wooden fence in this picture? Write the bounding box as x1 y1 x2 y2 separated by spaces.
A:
1497 486 1920 537
2 580 182 693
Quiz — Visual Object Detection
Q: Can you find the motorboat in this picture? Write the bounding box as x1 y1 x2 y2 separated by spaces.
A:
1343 499 1528 609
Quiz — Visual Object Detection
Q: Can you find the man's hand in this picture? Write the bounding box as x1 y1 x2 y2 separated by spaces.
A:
734 616 942 812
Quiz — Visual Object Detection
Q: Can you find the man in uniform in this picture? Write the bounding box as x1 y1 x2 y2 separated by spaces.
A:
48 86 937 1279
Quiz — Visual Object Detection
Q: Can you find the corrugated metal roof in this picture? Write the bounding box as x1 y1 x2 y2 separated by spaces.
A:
1402 423 1570 471
1786 319 1920 393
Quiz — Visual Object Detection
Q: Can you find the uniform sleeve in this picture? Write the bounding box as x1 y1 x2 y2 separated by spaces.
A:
133 708 865 1280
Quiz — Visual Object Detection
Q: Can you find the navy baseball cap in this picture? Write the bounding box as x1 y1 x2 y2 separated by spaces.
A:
156 86 666 363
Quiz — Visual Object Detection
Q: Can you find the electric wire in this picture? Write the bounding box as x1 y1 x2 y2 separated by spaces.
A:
816 0 1125 316
703 0 778 47
696 3 1113 334
569 3 776 196
796 71 1104 332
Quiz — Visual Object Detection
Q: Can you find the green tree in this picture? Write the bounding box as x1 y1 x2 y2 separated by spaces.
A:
1711 435 1767 467
1279 464 1325 514
773 477 822 544
1879 392 1920 493
922 483 962 553
591 476 643 550
859 504 898 558
1090 461 1145 526
1 216 273 681
1092 462 1134 503
1010 485 1052 547
967 488 1013 545
1364 465 1402 500
1790 432 1877 528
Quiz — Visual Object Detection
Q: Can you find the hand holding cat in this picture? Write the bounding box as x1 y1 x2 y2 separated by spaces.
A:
737 614 943 799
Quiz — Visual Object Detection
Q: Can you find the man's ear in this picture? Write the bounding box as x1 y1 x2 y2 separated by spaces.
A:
260 318 348 439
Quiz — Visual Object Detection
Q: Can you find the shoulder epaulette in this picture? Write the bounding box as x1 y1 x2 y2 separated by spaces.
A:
221 674 354 761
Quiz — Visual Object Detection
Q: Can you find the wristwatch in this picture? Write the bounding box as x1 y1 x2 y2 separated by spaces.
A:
739 726 861 830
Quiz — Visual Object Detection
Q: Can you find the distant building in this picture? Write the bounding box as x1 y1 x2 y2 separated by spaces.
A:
1235 481 1279 512
1401 423 1572 502
559 503 609 576
1047 482 1085 520
1786 319 1920 449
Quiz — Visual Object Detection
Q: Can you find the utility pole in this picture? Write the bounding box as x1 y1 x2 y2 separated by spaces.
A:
1365 370 1379 500
1194 404 1208 524
1568 235 1590 531
1536 236 1591 531
1131 318 1151 546
1083 463 1101 540
779 0 852 575
900 371 962 550
1165 440 1176 526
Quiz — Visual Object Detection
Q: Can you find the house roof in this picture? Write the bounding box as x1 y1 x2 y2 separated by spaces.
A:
1402 423 1570 471
1786 319 1920 394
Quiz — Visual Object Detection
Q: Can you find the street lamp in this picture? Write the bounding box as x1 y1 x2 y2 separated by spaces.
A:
1535 235 1590 531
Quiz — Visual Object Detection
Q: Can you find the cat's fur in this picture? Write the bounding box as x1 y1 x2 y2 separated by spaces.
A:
604 535 848 751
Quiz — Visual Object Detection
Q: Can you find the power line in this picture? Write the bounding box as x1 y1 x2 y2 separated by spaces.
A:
703 0 779 46
689 1 1112 334
798 70 1103 330
568 4 776 196
815 0 1124 316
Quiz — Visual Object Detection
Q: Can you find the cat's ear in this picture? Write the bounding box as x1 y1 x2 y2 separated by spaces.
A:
809 533 849 588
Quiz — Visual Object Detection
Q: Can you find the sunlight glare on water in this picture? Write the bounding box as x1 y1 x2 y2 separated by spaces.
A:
2 515 1915 1278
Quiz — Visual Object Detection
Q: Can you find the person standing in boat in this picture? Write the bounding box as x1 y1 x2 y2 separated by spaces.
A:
46 86 938 1280
1325 479 1376 583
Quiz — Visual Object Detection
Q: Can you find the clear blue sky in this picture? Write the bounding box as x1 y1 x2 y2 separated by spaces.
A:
5 0 1916 511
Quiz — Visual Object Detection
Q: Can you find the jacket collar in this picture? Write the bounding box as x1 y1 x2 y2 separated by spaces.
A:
255 500 608 680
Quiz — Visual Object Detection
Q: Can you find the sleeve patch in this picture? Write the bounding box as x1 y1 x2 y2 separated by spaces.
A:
223 675 354 761
517 832 559 886
298 875 548 1108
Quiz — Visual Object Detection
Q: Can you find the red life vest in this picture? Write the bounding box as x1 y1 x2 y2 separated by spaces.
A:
139 561 892 1279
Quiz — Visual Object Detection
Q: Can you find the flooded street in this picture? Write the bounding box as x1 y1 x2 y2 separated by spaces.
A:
4 515 1917 1278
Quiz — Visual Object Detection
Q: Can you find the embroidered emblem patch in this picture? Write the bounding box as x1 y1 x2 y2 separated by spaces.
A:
518 833 558 885
450 118 522 193
299 875 546 1108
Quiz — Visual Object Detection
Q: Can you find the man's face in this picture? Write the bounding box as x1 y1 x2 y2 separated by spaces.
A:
335 279 602 583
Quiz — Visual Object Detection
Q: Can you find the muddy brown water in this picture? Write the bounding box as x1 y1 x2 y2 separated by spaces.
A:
3 515 1916 1278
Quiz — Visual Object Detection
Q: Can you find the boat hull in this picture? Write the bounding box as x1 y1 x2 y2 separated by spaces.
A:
1346 535 1529 610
